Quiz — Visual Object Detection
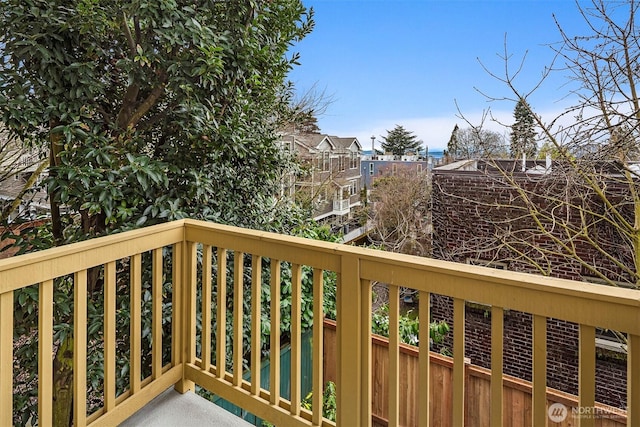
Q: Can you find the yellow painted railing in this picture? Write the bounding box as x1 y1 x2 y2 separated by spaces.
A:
1 219 639 426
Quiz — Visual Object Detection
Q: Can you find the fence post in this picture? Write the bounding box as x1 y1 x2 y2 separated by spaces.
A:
336 253 362 426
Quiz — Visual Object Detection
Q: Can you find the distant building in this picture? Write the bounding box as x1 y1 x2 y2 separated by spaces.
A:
280 133 362 226
360 153 430 190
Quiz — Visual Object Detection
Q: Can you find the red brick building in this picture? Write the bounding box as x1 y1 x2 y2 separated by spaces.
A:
430 159 633 408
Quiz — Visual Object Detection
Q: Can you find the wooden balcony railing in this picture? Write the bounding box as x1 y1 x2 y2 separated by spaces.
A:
1 219 639 426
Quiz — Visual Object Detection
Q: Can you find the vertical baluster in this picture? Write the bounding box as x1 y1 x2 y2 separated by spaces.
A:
251 256 262 396
627 333 640 427
152 249 163 379
130 254 142 394
360 279 372 427
104 262 116 410
0 291 13 426
532 315 547 427
452 298 465 427
579 324 596 427
270 259 281 406
39 280 53 426
233 252 244 387
172 242 183 368
389 286 400 427
74 270 87 427
491 306 503 427
290 263 302 416
216 248 227 379
418 291 430 427
312 268 324 426
201 245 212 372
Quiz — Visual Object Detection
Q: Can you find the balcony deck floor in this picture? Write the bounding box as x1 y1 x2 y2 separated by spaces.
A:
119 388 254 427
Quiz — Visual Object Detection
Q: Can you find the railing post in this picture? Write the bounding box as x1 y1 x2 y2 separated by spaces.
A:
336 253 362 426
176 240 196 393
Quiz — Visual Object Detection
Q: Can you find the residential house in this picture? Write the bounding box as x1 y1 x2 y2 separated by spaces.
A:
0 128 49 221
281 133 362 226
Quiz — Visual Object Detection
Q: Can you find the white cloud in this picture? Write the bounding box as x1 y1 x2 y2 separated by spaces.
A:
333 106 572 152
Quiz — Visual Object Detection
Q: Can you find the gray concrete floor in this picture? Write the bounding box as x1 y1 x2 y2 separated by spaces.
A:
119 388 254 427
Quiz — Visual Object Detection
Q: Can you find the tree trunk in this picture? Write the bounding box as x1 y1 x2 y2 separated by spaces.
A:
52 336 74 427
49 122 64 244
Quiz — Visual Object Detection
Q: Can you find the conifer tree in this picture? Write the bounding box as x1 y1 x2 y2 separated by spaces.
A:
381 125 423 156
446 124 460 159
510 98 537 158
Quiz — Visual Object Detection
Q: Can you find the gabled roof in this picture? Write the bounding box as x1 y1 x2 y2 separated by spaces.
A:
286 133 362 153
331 137 362 152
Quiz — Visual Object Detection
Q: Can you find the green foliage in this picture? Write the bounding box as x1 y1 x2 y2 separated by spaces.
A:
371 305 449 348
263 381 336 426
302 381 337 422
0 0 315 240
510 98 537 159
380 125 423 156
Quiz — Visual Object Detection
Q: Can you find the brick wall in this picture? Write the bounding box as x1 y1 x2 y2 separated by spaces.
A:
430 169 629 408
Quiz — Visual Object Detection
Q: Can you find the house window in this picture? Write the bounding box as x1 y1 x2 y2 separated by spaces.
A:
317 152 330 171
392 164 398 175
350 152 358 169
349 181 358 196
369 162 374 176
417 164 423 173
339 155 346 171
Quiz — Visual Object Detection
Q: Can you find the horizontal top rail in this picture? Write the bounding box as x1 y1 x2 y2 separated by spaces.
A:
0 220 185 293
184 219 345 272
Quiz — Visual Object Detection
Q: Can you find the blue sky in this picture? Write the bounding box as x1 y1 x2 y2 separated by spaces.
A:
288 0 590 151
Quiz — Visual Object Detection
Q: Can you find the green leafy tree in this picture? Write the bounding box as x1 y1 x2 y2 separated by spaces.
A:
380 125 423 156
510 98 537 159
0 1 314 425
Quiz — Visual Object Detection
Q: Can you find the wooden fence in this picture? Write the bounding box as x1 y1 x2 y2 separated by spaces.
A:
322 319 626 427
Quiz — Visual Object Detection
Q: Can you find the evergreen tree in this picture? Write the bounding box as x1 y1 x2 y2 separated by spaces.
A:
510 98 537 158
381 125 423 156
446 124 460 159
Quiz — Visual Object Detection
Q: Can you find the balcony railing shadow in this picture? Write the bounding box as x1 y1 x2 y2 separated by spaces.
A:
1 219 639 426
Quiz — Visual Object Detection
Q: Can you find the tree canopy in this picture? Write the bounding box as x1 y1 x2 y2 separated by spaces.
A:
0 2 315 424
0 0 314 242
380 125 423 156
